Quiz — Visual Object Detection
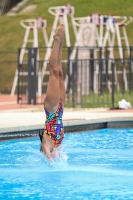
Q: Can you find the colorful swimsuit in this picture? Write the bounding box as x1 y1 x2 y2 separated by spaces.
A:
44 100 64 147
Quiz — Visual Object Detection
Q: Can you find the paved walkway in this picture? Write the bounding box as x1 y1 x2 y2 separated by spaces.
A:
0 95 133 133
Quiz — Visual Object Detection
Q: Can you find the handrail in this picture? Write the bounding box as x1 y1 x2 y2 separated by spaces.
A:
20 19 47 29
48 5 74 16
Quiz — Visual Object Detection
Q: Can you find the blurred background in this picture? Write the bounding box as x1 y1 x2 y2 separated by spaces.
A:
0 0 133 108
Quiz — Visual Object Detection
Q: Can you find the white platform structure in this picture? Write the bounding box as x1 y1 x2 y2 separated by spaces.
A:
69 13 133 93
11 18 48 96
41 5 75 85
102 15 133 91
11 5 133 96
71 14 132 51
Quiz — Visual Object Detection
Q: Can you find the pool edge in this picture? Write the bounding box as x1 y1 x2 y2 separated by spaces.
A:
0 117 133 140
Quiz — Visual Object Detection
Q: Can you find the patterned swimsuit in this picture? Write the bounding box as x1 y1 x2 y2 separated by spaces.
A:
44 100 64 147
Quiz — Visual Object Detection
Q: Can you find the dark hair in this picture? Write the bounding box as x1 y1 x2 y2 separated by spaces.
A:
39 130 43 151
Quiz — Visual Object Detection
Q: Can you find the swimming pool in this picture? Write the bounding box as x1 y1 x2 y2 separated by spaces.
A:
0 128 133 199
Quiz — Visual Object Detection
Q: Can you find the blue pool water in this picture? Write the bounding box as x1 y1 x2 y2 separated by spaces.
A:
0 128 133 200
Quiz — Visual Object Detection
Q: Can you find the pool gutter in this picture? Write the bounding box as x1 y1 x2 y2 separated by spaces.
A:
0 116 133 141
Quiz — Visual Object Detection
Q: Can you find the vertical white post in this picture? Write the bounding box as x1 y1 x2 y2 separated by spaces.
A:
99 15 103 47
63 14 71 47
115 23 127 90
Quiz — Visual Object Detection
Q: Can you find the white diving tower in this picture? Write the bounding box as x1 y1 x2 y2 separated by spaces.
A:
11 18 48 96
69 13 133 93
41 5 75 84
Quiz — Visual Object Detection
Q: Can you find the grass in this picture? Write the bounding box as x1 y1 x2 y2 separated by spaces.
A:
0 0 133 50
66 91 133 108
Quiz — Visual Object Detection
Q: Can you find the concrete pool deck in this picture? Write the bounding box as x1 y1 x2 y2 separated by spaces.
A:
0 95 133 137
0 106 133 134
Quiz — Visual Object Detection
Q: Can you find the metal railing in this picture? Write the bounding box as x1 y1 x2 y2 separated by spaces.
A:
0 50 17 94
0 47 133 108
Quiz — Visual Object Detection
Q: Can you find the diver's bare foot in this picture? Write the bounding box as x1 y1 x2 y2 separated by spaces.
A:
53 24 65 41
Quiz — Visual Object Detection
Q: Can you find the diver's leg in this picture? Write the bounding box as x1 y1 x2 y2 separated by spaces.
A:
44 24 65 113
57 40 66 106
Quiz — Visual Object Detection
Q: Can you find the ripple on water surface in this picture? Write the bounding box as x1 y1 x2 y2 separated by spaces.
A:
0 128 133 199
